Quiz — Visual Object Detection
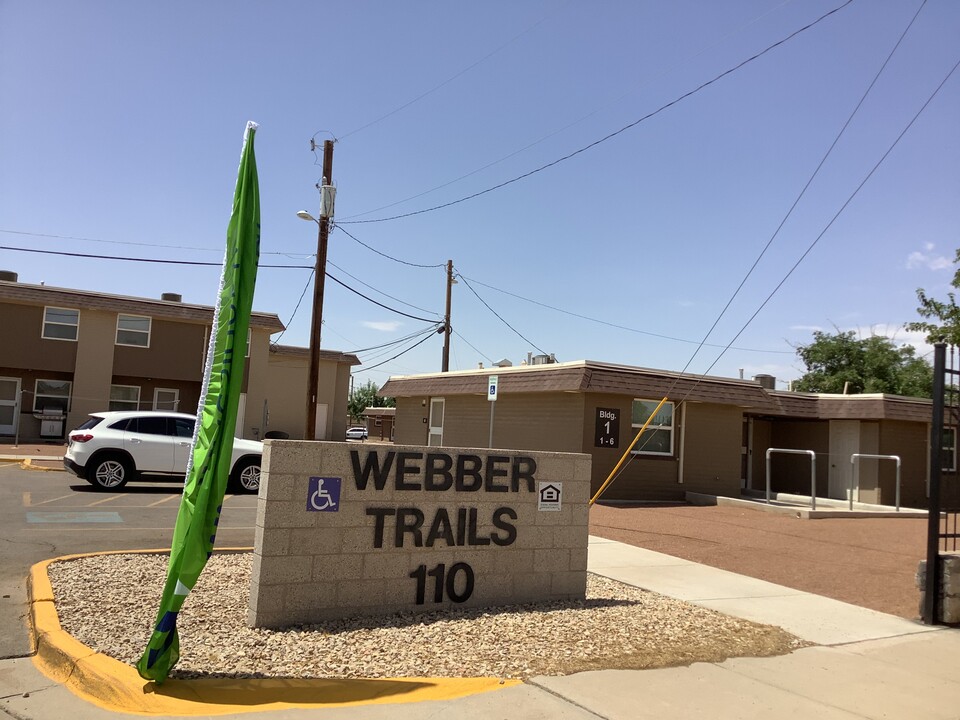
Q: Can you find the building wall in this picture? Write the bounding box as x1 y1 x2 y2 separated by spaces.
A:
263 351 353 441
680 403 743 499
762 420 830 496
240 329 272 439
749 419 772 492
0 302 77 372
879 419 930 509
329 362 353 442
265 352 308 439
393 393 584 453
69 309 117 431
113 318 206 381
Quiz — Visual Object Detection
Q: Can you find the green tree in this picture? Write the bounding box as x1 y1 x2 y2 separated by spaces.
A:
348 380 394 423
907 248 960 345
793 329 932 398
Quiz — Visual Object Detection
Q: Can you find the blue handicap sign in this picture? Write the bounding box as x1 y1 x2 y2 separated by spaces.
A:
306 476 341 512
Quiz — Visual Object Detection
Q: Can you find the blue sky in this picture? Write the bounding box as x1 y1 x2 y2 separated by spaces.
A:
1 0 957 390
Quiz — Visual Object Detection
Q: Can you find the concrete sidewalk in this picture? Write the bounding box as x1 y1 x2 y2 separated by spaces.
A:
2 540 959 718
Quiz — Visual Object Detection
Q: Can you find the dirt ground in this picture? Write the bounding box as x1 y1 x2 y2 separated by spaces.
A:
589 503 928 619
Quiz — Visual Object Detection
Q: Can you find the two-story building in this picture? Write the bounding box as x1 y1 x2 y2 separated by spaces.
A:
0 272 359 442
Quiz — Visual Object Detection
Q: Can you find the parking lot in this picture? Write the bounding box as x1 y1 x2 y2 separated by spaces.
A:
0 460 258 659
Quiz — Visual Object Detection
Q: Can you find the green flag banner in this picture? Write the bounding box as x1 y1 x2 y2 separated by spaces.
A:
137 121 261 684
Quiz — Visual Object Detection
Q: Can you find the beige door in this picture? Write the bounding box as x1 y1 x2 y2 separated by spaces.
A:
829 420 860 500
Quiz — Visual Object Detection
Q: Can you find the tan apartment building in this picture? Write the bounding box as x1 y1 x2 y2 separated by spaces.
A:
0 274 359 442
380 360 943 508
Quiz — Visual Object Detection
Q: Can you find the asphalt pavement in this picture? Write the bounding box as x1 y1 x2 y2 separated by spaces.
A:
2 447 959 719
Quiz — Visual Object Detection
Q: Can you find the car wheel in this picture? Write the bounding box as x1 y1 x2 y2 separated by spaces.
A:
86 454 133 490
229 457 261 494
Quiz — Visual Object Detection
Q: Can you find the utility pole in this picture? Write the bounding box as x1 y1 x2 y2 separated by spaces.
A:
305 140 334 440
442 259 453 372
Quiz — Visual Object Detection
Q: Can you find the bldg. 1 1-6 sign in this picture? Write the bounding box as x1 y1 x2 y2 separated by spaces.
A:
595 407 619 448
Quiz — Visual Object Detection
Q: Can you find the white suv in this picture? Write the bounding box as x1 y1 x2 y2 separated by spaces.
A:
63 411 263 493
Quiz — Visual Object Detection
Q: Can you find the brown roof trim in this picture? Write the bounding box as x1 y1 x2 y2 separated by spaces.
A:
269 344 361 365
379 360 934 422
379 360 778 409
361 407 396 417
0 280 284 332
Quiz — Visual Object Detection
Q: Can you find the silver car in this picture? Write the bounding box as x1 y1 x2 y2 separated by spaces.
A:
63 410 262 493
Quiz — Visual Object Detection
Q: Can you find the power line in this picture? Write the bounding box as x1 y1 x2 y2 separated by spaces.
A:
677 0 930 379
349 324 443 355
269 268 316 347
0 229 309 256
606 45 960 490
452 329 495 365
337 3 568 141
359 330 438 372
0 245 312 269
325 270 440 323
456 272 794 355
333 224 445 268
697 53 959 383
340 0 796 222
456 271 548 356
328 259 440 316
339 0 854 225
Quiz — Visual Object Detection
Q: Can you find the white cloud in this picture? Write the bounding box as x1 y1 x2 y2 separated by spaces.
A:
789 324 823 332
906 245 952 271
363 321 402 332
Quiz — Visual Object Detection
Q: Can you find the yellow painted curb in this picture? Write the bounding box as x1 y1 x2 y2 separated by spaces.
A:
30 549 519 716
20 459 64 472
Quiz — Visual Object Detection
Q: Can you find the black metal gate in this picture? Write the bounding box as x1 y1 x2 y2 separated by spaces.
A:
923 343 960 624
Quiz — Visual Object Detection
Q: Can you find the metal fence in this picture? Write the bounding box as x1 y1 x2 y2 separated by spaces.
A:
923 343 960 624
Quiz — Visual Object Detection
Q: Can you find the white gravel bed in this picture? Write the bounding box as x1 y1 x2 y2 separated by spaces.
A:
47 552 806 680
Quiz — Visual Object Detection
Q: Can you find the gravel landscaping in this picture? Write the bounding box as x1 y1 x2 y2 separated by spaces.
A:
47 552 808 680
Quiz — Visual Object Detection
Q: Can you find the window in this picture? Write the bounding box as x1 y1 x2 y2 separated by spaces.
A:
116 314 151 347
33 379 71 414
630 399 675 456
129 416 169 435
943 428 957 472
42 307 79 341
173 417 194 438
153 388 179 411
109 385 140 412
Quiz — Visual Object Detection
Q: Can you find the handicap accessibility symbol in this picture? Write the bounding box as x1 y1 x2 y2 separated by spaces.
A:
306 476 341 512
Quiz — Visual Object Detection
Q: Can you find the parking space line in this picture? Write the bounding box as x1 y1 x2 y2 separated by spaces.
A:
87 495 124 507
24 492 78 507
146 495 180 507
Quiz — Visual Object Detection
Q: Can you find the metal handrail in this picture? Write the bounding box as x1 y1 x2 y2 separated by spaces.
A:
766 448 817 510
850 454 901 512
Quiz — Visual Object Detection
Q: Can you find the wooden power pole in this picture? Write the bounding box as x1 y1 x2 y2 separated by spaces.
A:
442 259 453 372
305 140 334 440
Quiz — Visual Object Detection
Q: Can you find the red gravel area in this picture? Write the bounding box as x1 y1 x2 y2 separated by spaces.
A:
589 503 928 619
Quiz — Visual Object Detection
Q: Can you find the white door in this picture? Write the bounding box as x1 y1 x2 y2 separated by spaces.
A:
428 398 445 447
829 420 860 500
122 415 175 473
0 378 21 435
153 388 179 411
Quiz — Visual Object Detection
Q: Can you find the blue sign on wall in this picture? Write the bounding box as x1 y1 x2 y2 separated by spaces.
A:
306 476 341 512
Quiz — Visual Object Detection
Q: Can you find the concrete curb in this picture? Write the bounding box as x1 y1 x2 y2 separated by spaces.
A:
28 549 518 716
